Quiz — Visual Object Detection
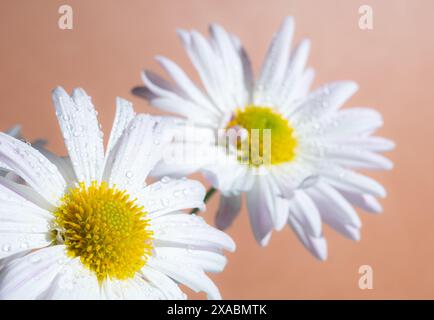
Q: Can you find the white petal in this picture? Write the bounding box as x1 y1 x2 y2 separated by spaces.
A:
151 212 236 252
0 196 52 259
328 136 395 152
105 97 135 157
290 81 359 122
308 181 361 227
290 190 322 237
5 125 22 138
246 175 274 246
308 143 393 170
255 17 294 105
0 176 54 211
52 87 105 186
0 250 30 272
141 266 185 299
292 67 315 101
35 147 76 187
103 274 165 300
277 39 311 110
306 184 361 241
232 35 254 102
288 214 327 261
0 202 50 233
321 107 383 137
273 196 291 231
0 245 67 299
209 24 249 107
320 165 386 198
103 115 174 194
202 159 254 195
41 258 101 299
339 189 383 214
190 30 232 111
140 177 205 218
151 97 218 127
153 246 227 273
151 134 219 180
215 194 241 230
148 256 221 300
155 56 219 115
0 133 65 205
177 29 230 113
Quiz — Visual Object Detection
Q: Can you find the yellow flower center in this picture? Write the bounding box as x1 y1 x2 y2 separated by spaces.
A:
226 106 297 166
53 181 153 282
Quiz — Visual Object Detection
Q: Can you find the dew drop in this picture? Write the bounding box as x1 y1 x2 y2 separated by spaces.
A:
173 190 182 198
20 241 29 249
161 177 170 184
160 198 170 207
29 255 41 264
2 243 11 252
125 171 134 179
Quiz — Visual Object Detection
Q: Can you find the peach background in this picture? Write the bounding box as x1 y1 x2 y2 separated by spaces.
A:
0 0 433 299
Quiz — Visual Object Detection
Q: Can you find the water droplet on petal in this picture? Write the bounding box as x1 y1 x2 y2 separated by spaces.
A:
20 241 29 249
29 255 41 264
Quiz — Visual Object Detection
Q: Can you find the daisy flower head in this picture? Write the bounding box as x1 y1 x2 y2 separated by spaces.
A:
135 16 394 260
0 87 235 300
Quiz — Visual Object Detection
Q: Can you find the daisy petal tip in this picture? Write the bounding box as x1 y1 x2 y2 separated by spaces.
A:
5 125 22 137
259 232 272 247
282 16 295 28
154 55 169 65
348 81 360 94
51 86 69 100
209 22 222 32
385 160 394 170
365 196 383 214
299 38 311 51
115 96 132 108
226 236 236 252
346 225 361 241
310 236 328 261
71 87 88 100
176 29 190 42
131 86 149 100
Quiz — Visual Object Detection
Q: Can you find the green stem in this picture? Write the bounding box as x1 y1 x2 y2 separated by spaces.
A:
191 187 217 214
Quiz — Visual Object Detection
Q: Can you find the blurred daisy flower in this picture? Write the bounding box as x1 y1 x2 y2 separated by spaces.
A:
0 87 235 299
134 16 394 260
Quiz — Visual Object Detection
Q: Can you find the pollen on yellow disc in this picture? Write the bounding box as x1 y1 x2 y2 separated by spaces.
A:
226 105 297 166
53 181 153 282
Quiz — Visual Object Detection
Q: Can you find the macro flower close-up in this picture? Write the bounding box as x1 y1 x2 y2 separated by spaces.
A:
135 16 394 260
2 0 434 303
0 87 235 299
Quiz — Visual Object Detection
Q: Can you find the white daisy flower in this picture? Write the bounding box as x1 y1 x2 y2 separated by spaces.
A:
0 87 235 299
134 16 394 260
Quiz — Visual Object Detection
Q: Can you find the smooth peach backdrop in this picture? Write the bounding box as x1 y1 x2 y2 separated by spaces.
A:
1 0 433 299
